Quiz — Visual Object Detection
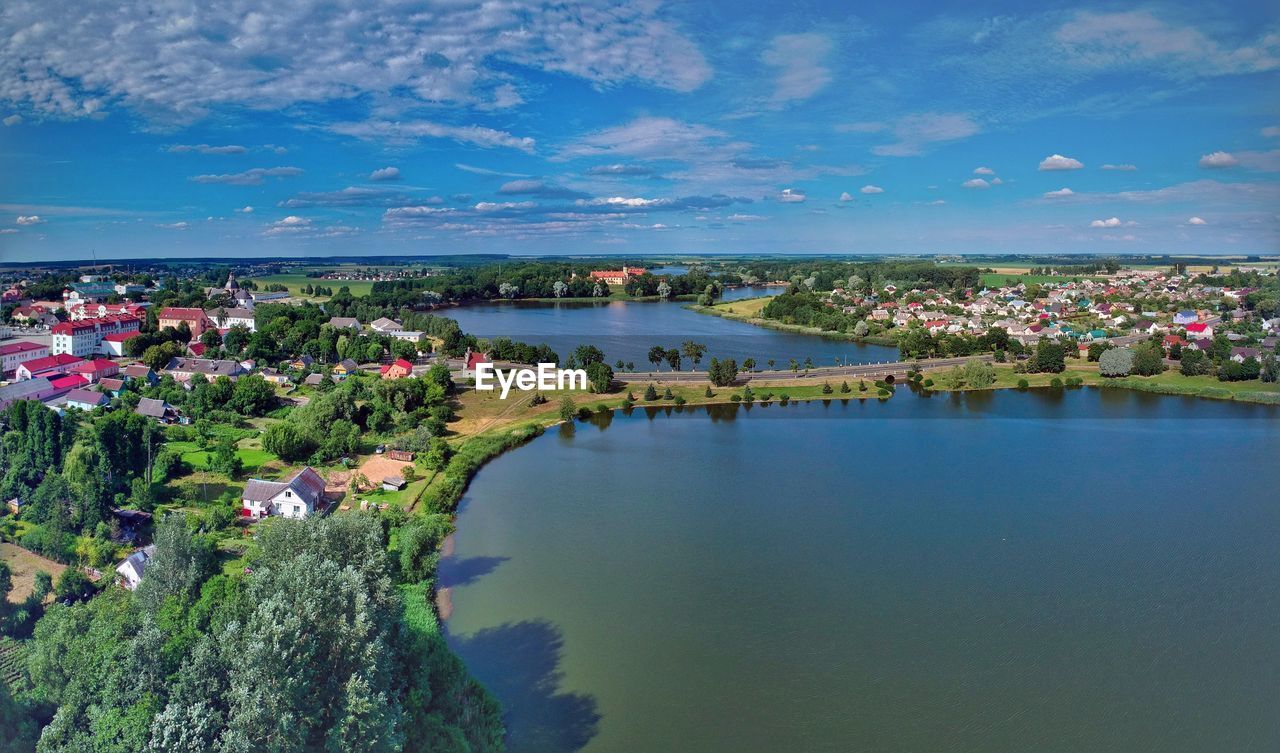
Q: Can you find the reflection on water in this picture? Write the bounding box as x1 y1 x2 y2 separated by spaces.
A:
440 390 1280 753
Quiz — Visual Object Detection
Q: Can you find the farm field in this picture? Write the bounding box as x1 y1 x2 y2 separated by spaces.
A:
1 542 66 603
246 272 378 298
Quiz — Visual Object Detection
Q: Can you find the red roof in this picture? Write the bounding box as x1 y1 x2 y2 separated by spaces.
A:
0 341 46 356
159 307 210 321
52 320 99 335
49 374 89 390
188 342 206 356
1186 322 1210 333
380 358 414 375
18 354 82 373
924 319 949 328
466 351 490 369
70 358 119 374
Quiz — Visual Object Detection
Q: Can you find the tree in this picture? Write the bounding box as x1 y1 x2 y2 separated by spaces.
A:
1099 347 1135 377
1180 348 1212 376
262 422 313 462
1031 340 1066 374
853 320 870 338
553 280 568 298
643 384 658 401
558 396 576 422
1131 342 1166 376
657 281 672 298
664 348 682 371
55 568 92 600
742 358 756 372
707 358 739 387
647 346 666 371
1087 342 1112 362
573 344 606 366
136 513 214 613
585 362 613 393
962 359 996 388
680 341 706 368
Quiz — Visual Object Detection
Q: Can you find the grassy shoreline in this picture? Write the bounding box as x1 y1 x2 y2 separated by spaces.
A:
687 298 899 347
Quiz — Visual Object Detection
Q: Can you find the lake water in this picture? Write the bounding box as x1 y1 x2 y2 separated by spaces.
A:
440 388 1280 753
448 294 895 369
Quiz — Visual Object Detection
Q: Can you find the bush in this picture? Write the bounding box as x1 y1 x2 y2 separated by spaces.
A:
1099 347 1134 377
1050 377 1063 388
822 382 833 394
704 386 714 398
877 388 890 398
644 384 659 401
673 395 686 406
662 386 674 399
1017 378 1029 389
730 394 741 402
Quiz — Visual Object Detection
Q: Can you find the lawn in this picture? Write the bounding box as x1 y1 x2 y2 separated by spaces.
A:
711 295 774 317
167 440 277 474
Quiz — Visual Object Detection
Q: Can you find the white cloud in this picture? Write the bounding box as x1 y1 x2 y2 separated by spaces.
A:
1199 151 1238 168
368 166 401 182
1089 217 1123 227
1101 163 1137 171
265 215 311 235
190 167 303 185
474 201 536 212
860 185 884 194
16 215 44 225
973 166 995 175
762 33 833 105
155 221 189 230
0 228 17 234
576 196 666 208
557 116 730 161
1187 216 1207 225
168 144 247 155
329 120 535 153
872 113 981 157
1043 187 1075 197
962 178 990 189
1233 150 1280 172
925 199 946 206
455 163 530 178
839 192 853 202
1264 126 1280 138
236 206 253 213
777 188 807 203
727 213 767 222
3 114 21 127
1054 11 1280 77
991 177 1003 185
0 1 709 122
1039 154 1084 170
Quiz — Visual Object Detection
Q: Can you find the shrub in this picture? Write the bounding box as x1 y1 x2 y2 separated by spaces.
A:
877 388 890 398
704 386 714 398
839 381 851 393
673 395 686 406
644 384 659 401
1099 347 1134 377
662 386 674 399
730 394 742 402
822 382 833 394
1050 377 1064 388
1017 378 1029 389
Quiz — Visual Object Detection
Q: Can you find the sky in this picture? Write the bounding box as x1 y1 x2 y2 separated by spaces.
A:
0 0 1278 262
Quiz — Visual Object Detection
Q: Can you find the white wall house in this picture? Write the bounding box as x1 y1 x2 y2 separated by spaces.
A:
116 545 156 591
241 467 326 520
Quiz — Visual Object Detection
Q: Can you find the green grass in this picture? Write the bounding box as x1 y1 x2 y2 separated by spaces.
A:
980 273 1105 287
167 440 276 473
247 273 377 298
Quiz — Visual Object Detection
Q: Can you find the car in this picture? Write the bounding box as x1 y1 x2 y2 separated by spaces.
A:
374 444 386 454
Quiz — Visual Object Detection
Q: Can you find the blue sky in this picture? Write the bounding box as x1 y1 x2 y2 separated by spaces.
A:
1 0 1278 262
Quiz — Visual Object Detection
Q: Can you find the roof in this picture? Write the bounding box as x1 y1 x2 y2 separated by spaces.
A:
1186 322 1211 332
98 377 125 391
328 316 361 328
164 357 243 376
49 374 89 390
0 340 46 356
370 317 402 331
0 377 53 403
18 354 82 373
65 388 108 407
135 397 172 418
159 307 211 321
380 358 414 374
70 358 118 374
122 364 154 378
243 466 325 505
52 320 99 334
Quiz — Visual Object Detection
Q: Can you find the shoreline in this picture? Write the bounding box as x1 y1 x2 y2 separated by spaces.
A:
686 301 899 347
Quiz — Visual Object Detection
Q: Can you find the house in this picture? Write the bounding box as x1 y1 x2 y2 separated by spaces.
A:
259 368 292 386
135 397 180 423
157 307 213 337
0 377 56 409
16 353 83 381
1230 347 1260 363
333 358 360 378
63 388 110 411
122 364 158 384
287 355 314 371
98 330 140 357
303 372 325 386
1185 322 1214 340
69 358 121 383
241 467 327 520
1173 310 1198 325
369 317 403 333
462 348 490 377
0 340 49 377
162 357 246 382
327 316 361 330
380 358 414 380
1162 335 1187 352
5 498 21 515
381 475 406 491
115 545 156 591
47 374 89 396
98 377 125 396
208 306 257 332
588 266 646 285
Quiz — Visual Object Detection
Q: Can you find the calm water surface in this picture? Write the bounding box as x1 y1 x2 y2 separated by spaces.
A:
440 389 1280 753
449 294 894 368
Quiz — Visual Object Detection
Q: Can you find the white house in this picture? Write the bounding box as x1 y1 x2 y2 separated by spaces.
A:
241 467 327 520
115 545 156 591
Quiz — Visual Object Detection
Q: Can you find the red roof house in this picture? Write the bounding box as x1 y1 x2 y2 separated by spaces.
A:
379 358 414 380
69 358 121 382
16 354 83 381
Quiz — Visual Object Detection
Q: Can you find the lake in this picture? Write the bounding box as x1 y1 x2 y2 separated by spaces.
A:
448 294 895 369
440 388 1280 753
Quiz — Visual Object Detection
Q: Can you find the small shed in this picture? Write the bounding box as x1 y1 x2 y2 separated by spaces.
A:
387 449 414 462
381 475 406 491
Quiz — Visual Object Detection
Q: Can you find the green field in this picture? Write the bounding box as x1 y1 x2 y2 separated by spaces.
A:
247 273 377 298
980 273 1105 287
167 440 276 474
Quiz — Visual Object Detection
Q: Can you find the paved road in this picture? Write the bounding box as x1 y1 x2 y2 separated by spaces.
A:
618 355 994 384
